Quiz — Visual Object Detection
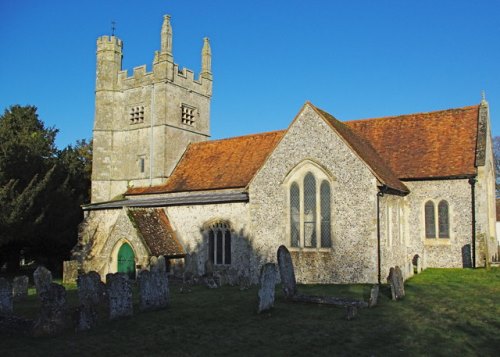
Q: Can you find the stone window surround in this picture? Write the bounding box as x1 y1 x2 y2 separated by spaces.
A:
181 103 197 126
284 160 334 251
137 155 146 176
129 105 145 124
422 199 452 245
204 220 232 265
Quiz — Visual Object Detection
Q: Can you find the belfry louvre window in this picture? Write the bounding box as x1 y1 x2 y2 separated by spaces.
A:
181 104 196 126
207 222 231 265
288 171 332 248
425 200 449 239
130 106 144 124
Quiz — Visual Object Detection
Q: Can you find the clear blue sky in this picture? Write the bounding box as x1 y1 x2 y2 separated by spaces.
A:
1 0 499 148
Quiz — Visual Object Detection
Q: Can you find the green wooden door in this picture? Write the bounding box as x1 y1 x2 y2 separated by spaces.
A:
117 243 135 279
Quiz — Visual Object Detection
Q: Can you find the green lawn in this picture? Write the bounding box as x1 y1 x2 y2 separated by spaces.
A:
1 268 499 356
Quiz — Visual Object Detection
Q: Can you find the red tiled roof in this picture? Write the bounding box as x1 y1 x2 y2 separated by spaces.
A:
312 105 409 193
346 105 480 179
126 131 285 195
127 208 185 257
496 199 500 222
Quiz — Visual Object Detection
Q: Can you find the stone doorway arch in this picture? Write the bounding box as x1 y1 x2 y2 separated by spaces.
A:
117 242 136 279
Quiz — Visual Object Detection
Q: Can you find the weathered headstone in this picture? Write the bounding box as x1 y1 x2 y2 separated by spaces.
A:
345 305 358 320
138 262 169 312
33 283 67 336
63 260 80 284
387 266 405 300
106 273 133 319
239 275 251 291
368 284 379 308
0 278 13 315
205 259 214 277
277 245 297 298
12 276 29 300
257 263 277 313
33 266 52 296
415 255 422 273
76 271 104 331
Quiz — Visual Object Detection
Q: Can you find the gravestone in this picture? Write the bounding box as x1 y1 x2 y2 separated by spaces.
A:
277 245 297 298
415 255 422 273
368 284 379 308
34 266 52 296
205 259 214 277
387 266 405 300
12 276 29 300
257 263 277 313
138 264 169 312
0 278 13 315
106 273 133 319
76 271 104 331
345 305 358 320
33 283 67 336
63 260 79 284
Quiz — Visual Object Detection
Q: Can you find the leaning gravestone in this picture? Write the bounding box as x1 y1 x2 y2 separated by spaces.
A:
368 284 379 308
106 273 133 319
277 245 297 298
387 266 405 300
34 266 52 296
76 271 104 331
12 276 29 301
0 278 13 315
257 263 277 313
33 283 67 336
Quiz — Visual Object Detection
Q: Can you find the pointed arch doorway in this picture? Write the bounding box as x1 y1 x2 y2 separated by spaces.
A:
117 242 136 279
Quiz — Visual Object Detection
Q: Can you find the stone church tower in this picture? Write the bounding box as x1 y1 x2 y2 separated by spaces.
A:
92 15 212 203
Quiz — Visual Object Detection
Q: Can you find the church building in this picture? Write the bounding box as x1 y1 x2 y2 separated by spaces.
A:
72 15 498 284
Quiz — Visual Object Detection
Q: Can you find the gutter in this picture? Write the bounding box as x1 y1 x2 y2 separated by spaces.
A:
469 177 477 268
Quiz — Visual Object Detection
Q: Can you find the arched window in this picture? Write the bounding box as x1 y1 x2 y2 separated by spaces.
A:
424 201 436 238
438 200 449 238
207 222 231 265
303 173 317 247
320 181 331 247
425 200 450 239
290 183 300 247
288 169 332 249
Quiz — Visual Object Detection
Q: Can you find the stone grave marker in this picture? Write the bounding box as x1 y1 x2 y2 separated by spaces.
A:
257 263 277 313
33 283 67 336
106 273 133 319
277 245 297 298
76 271 104 331
34 266 52 296
345 305 358 320
0 278 13 315
368 284 379 308
387 266 405 300
12 276 29 300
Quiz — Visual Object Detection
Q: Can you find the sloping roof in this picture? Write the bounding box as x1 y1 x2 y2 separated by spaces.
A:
312 105 409 193
126 130 285 195
346 105 480 179
127 208 185 257
496 199 500 222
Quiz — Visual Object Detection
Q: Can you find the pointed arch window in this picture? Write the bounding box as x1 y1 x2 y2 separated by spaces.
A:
425 200 450 239
207 222 231 265
288 169 332 248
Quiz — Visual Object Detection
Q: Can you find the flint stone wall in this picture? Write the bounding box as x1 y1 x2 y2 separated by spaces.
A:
405 180 473 269
249 105 380 284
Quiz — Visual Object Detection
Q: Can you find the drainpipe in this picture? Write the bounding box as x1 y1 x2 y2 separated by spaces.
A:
469 177 477 268
376 185 388 284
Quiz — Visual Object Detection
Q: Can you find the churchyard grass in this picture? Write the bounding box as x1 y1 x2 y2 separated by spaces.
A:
1 268 498 356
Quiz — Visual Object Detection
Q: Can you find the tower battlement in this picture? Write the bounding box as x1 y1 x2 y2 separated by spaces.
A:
97 35 123 47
